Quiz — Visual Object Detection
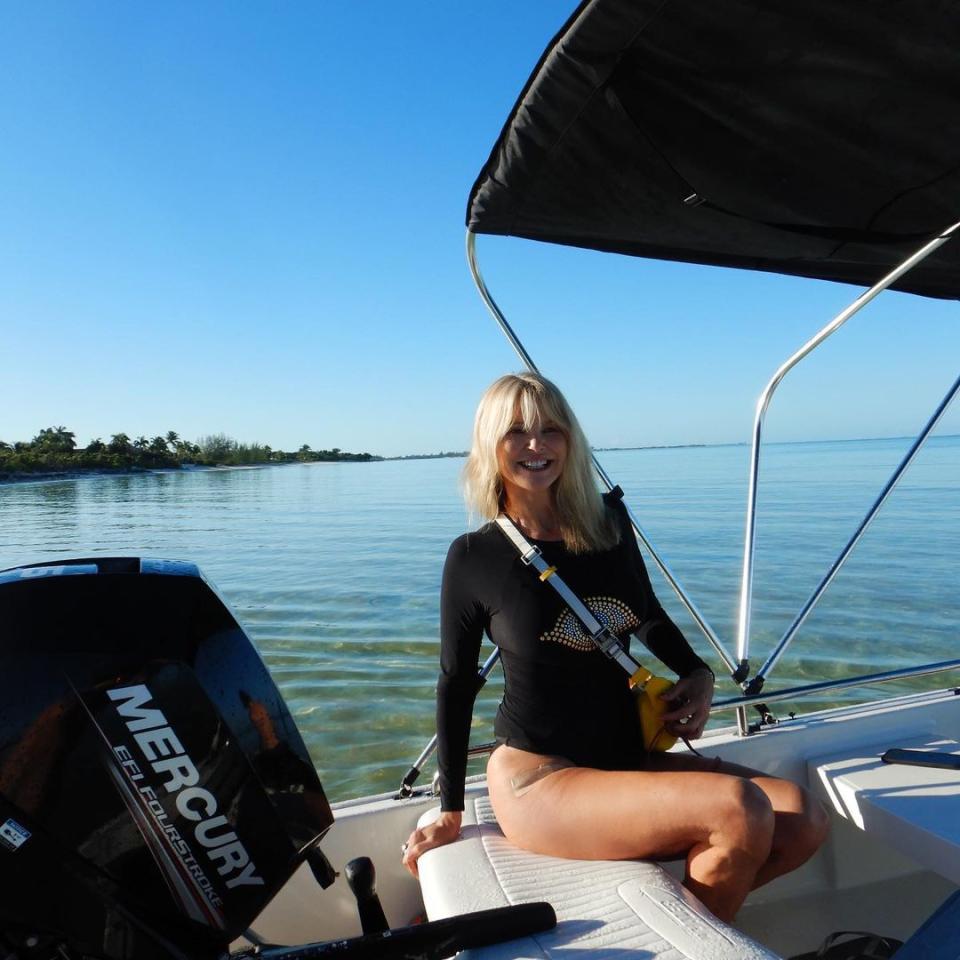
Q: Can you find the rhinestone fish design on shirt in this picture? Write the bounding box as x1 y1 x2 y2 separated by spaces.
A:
541 596 640 652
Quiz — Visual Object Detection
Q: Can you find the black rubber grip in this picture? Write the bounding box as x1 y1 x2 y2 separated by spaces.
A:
260 901 557 960
881 748 960 770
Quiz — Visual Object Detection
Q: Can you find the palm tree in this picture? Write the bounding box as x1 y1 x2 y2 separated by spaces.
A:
32 426 76 452
109 433 131 453
165 430 180 452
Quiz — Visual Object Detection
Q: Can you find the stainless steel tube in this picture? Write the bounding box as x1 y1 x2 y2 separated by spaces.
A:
397 646 502 797
755 372 960 684
712 658 960 713
734 221 960 677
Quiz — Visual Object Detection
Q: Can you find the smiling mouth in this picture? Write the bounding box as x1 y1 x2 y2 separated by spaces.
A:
519 459 550 471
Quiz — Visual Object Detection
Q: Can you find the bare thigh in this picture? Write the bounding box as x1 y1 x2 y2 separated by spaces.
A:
486 745 762 861
643 751 812 816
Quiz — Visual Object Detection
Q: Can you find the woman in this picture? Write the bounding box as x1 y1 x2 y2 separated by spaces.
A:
402 372 828 922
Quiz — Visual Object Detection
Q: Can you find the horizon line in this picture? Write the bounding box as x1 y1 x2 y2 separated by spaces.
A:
390 433 959 460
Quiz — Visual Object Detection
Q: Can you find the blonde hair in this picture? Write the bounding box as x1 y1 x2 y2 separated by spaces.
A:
462 372 618 553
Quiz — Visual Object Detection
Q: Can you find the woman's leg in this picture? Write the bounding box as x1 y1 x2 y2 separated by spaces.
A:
487 746 778 922
644 752 831 889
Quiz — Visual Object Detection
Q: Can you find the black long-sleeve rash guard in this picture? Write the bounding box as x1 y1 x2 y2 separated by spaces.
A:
436 500 710 811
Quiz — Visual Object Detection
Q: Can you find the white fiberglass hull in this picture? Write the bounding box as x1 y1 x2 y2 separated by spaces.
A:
249 687 960 958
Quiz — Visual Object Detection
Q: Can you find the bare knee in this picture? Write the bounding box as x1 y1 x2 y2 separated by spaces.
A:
714 778 775 861
684 778 775 919
777 790 831 863
804 792 831 847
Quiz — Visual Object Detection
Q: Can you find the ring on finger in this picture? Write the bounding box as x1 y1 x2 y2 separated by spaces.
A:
401 841 409 854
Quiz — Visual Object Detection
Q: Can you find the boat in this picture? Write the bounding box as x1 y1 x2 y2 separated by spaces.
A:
2 1 959 957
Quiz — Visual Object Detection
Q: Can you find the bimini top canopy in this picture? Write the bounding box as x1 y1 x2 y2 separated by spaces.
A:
467 0 960 299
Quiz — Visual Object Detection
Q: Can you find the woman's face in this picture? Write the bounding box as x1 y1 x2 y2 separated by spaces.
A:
496 410 568 500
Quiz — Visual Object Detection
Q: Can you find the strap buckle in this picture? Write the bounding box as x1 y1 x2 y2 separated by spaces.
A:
593 628 621 658
519 544 542 565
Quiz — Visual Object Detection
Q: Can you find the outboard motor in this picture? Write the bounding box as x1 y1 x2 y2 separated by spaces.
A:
0 557 557 960
0 558 335 960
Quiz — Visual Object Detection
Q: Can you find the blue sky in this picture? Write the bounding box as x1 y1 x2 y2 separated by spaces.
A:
2 2 957 458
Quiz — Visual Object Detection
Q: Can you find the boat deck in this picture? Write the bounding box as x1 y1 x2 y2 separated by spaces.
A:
811 737 960 885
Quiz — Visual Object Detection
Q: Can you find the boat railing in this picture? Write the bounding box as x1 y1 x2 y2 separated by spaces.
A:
712 659 960 715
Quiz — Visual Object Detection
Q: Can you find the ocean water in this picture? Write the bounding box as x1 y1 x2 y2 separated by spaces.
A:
1 436 957 802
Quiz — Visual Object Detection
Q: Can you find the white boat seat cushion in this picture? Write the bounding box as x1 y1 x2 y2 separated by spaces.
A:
417 793 780 959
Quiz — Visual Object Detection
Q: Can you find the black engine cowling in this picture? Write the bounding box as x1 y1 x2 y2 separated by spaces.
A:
0 557 334 960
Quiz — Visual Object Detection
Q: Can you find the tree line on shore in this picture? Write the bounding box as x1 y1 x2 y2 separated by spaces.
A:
0 427 380 476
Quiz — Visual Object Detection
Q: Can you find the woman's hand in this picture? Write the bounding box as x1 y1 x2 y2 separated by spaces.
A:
401 810 462 879
660 668 714 740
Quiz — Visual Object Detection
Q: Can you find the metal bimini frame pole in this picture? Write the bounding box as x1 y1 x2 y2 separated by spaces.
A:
753 371 960 688
466 230 738 678
397 647 501 798
733 220 960 733
712 658 960 714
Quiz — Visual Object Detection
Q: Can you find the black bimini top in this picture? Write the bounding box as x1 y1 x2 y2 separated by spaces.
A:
467 0 960 300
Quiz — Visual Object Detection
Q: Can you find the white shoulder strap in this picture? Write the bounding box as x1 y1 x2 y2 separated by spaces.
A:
494 515 645 679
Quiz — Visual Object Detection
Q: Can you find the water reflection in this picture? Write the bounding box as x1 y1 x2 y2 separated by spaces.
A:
33 481 81 538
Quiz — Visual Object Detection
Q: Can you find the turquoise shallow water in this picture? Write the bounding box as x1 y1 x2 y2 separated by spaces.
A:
1 436 957 802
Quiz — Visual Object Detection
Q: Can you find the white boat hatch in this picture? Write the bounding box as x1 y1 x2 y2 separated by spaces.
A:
812 738 960 884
